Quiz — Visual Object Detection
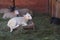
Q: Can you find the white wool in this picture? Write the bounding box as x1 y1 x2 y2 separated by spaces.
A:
2 12 17 19
0 8 19 19
2 10 19 19
7 13 32 32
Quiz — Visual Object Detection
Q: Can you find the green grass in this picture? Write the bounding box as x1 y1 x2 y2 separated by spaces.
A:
0 13 60 40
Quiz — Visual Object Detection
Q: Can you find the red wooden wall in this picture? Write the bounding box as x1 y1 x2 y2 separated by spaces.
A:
0 0 49 13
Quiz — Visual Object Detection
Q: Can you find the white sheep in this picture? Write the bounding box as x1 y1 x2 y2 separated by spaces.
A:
0 8 19 19
0 8 32 19
7 13 32 32
2 10 19 19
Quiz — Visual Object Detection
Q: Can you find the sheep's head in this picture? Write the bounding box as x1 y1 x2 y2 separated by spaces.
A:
23 13 32 20
14 10 19 16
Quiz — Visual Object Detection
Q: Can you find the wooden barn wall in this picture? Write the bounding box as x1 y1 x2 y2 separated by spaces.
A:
0 0 49 13
51 0 60 17
51 0 56 17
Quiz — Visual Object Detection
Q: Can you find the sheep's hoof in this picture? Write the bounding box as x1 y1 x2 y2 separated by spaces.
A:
10 29 13 32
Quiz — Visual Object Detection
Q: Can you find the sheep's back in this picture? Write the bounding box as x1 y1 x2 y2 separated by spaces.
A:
14 17 26 24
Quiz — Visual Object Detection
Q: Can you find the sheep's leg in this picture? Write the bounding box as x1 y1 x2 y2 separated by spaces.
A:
10 28 13 32
22 23 28 26
10 25 19 32
2 14 6 19
15 25 19 28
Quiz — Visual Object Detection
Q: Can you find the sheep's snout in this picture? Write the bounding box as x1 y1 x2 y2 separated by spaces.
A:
29 16 32 20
